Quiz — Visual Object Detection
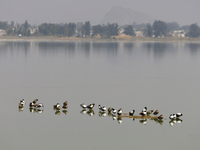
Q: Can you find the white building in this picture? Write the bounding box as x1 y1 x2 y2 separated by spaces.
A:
171 30 186 38
0 29 6 36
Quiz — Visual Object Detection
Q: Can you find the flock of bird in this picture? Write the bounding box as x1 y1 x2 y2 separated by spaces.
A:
19 99 183 125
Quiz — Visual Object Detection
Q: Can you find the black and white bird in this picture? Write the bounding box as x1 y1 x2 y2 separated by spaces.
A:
99 105 106 111
87 103 95 109
142 107 147 112
35 103 44 108
129 110 135 116
140 111 147 116
169 114 176 120
176 113 183 118
20 99 25 106
29 102 36 107
80 103 87 109
117 108 123 116
112 108 117 114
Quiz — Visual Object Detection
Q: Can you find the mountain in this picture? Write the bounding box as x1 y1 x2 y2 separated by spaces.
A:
100 6 155 26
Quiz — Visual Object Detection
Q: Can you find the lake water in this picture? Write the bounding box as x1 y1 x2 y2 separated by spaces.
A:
0 41 200 150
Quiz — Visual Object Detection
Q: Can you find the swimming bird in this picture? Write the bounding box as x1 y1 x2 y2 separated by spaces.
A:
147 110 153 115
169 114 176 120
19 103 24 108
117 108 123 116
20 99 25 105
35 103 44 108
176 113 183 118
63 101 68 106
54 103 60 110
33 99 38 104
29 102 36 107
140 111 147 116
158 115 164 120
142 107 147 112
108 107 113 112
99 105 106 111
80 103 87 109
62 105 68 109
112 108 117 114
153 110 159 115
87 103 95 109
129 110 135 116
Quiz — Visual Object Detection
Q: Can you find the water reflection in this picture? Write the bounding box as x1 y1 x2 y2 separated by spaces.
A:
98 111 106 117
62 110 68 115
169 118 183 126
186 43 200 56
29 107 44 114
80 109 95 116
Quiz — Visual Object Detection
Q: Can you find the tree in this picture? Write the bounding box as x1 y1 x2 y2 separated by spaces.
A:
123 25 135 36
166 22 180 32
146 23 153 37
84 21 91 36
153 20 167 37
188 23 200 38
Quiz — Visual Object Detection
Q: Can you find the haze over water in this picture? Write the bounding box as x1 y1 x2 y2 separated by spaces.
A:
0 41 200 149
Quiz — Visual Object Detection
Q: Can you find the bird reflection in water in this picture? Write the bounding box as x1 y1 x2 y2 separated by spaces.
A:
18 107 24 112
55 110 61 115
99 111 106 117
117 117 122 124
29 107 44 114
140 119 147 125
153 118 163 125
169 118 183 126
87 109 95 116
80 109 87 115
108 112 117 120
62 110 68 115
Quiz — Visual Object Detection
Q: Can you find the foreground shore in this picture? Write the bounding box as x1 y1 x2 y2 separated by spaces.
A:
1 36 200 43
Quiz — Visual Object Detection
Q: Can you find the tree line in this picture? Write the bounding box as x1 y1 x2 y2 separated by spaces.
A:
0 20 200 38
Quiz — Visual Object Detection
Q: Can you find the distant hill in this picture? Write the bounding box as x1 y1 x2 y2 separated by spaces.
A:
100 6 155 26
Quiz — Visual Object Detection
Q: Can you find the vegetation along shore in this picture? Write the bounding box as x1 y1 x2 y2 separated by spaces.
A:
0 20 200 43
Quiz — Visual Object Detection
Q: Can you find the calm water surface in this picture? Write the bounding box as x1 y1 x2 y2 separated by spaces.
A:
0 41 200 150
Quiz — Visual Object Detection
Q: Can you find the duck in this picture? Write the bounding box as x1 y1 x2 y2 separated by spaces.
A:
33 99 38 104
147 110 154 115
153 110 159 115
35 103 44 108
19 103 24 108
99 105 106 111
176 113 183 118
142 107 147 112
63 101 68 106
54 103 60 108
20 99 25 105
29 102 36 107
140 111 147 116
108 107 113 112
80 103 87 109
54 103 60 110
62 105 68 109
87 103 95 109
112 108 117 114
117 108 123 116
158 115 164 120
129 110 135 116
169 114 176 119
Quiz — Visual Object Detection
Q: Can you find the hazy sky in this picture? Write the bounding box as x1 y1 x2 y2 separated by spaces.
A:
0 0 199 26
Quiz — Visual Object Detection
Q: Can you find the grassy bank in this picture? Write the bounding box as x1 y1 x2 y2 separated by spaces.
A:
1 35 200 43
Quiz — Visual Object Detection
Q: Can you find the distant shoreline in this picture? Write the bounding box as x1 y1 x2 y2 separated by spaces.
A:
1 36 200 43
